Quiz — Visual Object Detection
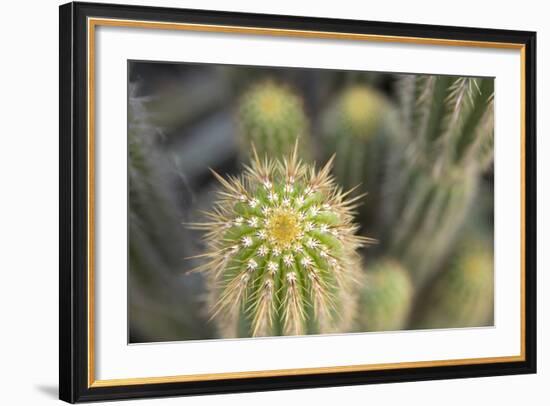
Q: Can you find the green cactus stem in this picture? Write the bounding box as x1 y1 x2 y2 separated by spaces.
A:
355 259 413 332
191 145 371 337
238 81 310 160
321 85 398 225
128 83 213 341
410 238 494 329
384 75 494 287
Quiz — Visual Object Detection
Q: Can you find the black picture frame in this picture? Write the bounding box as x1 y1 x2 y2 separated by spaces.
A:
59 1 537 403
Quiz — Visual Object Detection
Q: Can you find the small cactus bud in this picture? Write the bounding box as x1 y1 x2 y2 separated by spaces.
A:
192 145 370 337
238 81 310 160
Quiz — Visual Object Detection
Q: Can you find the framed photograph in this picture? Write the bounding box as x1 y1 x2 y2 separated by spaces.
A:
59 1 536 403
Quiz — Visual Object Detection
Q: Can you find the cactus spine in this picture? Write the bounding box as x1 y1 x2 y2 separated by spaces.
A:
411 238 494 329
385 75 494 286
238 81 310 160
322 85 398 224
355 259 413 332
192 145 370 337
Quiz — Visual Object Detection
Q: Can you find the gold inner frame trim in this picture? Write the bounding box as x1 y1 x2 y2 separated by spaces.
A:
87 17 527 388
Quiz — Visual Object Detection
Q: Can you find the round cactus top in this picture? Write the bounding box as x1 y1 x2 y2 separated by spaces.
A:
332 85 390 139
192 145 372 336
240 81 305 127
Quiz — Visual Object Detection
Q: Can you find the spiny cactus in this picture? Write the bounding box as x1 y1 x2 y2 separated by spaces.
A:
128 83 213 341
238 81 310 160
355 259 413 332
321 85 398 225
192 145 370 337
129 83 182 276
384 75 494 287
399 75 494 173
410 237 494 329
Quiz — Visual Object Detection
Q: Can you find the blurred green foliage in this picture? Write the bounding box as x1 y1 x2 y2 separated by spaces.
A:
321 85 399 226
411 235 494 329
383 75 494 287
355 259 413 332
128 83 214 342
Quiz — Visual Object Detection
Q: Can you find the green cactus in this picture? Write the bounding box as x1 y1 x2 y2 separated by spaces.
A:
128 83 213 341
238 81 310 160
191 145 370 337
410 238 494 329
356 259 413 332
384 75 494 286
129 84 181 273
321 85 398 224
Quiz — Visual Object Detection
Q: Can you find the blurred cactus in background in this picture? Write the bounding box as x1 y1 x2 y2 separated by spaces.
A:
128 83 213 341
384 75 494 287
321 85 399 225
238 81 311 160
410 236 494 329
191 146 370 337
355 259 413 332
136 66 232 135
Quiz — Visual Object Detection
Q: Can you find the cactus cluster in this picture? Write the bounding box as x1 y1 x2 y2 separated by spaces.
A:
398 75 494 173
384 75 494 286
355 259 413 332
321 85 398 224
192 145 370 337
411 237 494 329
128 63 497 342
238 81 310 160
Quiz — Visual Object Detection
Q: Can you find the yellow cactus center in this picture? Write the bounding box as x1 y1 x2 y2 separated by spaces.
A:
258 92 284 121
266 209 301 248
342 87 382 134
461 251 492 282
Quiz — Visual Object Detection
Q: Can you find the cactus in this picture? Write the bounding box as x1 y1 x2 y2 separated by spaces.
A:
321 85 398 225
129 83 182 279
410 238 494 329
191 145 370 337
128 83 213 341
355 259 413 332
238 81 310 160
384 75 494 286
